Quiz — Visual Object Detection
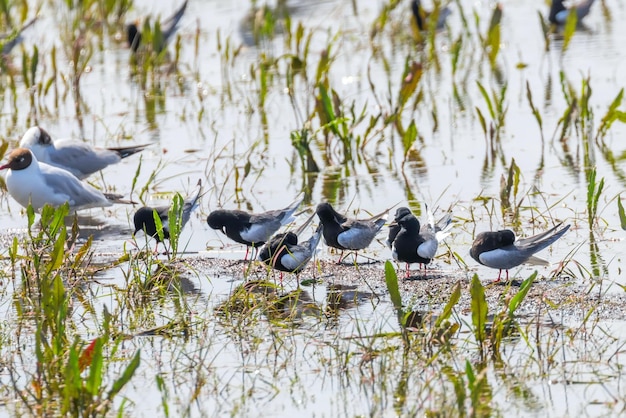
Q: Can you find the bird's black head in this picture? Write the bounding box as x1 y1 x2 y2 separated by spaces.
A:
498 229 516 246
133 206 167 241
398 212 420 231
274 231 298 246
393 207 412 222
206 210 227 230
315 202 339 222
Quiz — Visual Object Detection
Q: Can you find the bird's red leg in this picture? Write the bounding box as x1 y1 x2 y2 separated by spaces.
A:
336 250 345 264
405 263 410 278
506 270 509 281
493 269 502 283
242 246 251 276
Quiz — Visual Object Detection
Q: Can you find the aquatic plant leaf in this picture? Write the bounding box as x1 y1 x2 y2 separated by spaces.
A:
526 81 543 135
465 359 475 385
402 120 417 155
27 203 35 229
168 193 184 256
435 281 461 328
485 4 502 67
153 209 165 242
85 338 104 396
64 345 81 410
384 261 403 312
130 155 142 204
398 61 423 109
508 271 536 316
73 235 93 268
562 10 577 52
317 83 338 134
30 46 38 87
156 374 170 417
9 236 17 264
476 81 494 119
47 226 67 275
450 35 463 75
475 107 487 135
596 89 625 141
538 11 550 51
470 274 487 344
108 350 141 401
586 168 604 225
617 196 626 230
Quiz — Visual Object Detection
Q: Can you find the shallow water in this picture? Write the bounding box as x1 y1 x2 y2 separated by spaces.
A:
1 0 626 416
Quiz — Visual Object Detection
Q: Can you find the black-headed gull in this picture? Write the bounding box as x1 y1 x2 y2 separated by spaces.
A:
133 180 203 251
207 194 303 261
0 148 130 212
19 126 149 180
127 0 188 53
470 223 570 282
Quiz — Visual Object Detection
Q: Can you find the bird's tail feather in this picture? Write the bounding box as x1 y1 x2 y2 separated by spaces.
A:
105 193 136 205
525 255 550 266
108 143 151 159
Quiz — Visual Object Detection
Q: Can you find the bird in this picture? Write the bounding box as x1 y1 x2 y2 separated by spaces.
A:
127 0 188 53
19 126 150 180
548 0 596 26
388 206 452 278
133 180 203 253
315 202 392 263
1 17 38 55
411 0 451 31
207 194 303 261
258 213 322 283
0 148 131 212
470 222 571 282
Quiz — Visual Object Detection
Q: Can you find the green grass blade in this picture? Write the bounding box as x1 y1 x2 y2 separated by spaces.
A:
508 271 536 316
435 281 461 328
618 195 626 230
384 260 403 311
108 350 141 401
470 274 487 344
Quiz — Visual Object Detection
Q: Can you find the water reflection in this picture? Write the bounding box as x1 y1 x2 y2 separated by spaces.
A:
70 214 130 242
